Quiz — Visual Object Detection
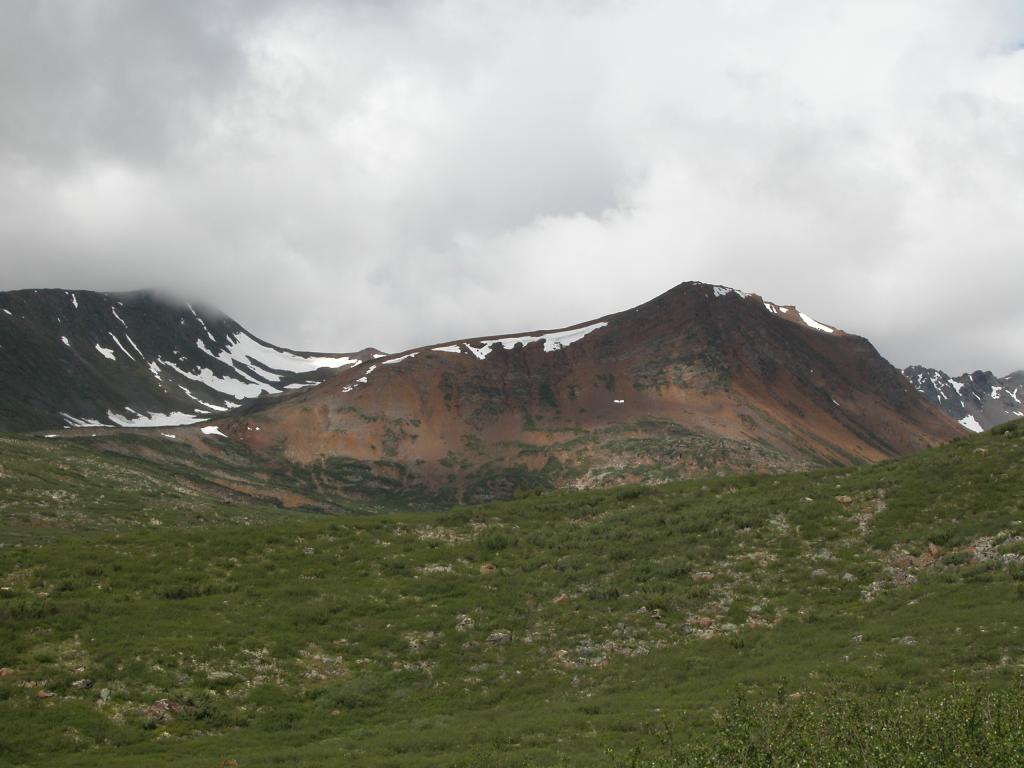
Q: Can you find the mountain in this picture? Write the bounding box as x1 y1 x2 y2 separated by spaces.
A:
0 288 377 432
158 281 962 502
903 366 1024 432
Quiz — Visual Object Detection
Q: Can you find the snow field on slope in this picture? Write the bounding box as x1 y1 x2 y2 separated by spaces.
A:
959 414 984 433
106 410 207 428
219 332 361 373
434 321 609 359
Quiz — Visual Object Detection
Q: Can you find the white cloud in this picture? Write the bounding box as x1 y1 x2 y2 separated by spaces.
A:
1 0 1023 375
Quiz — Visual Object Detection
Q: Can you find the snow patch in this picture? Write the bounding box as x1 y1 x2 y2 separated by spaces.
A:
107 410 206 428
109 332 135 360
466 321 609 359
613 399 625 404
201 425 227 438
177 384 230 412
712 285 751 299
540 322 608 352
61 336 70 347
383 352 417 365
797 312 835 334
207 331 362 374
189 304 217 343
124 333 145 359
158 356 275 400
958 414 984 433
111 307 127 327
433 345 462 354
60 413 109 428
94 344 116 361
2 309 11 316
71 293 78 309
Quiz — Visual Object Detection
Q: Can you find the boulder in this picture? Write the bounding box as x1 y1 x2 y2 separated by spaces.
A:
142 698 183 722
486 630 512 645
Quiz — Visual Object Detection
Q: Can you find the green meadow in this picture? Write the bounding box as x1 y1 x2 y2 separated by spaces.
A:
1 421 1022 766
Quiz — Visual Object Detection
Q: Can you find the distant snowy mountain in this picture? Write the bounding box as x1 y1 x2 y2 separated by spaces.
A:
0 289 377 431
903 366 1024 432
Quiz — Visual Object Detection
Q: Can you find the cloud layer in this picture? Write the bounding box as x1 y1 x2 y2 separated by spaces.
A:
2 1 1023 374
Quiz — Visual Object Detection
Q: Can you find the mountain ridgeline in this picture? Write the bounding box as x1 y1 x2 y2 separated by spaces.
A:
0 289 376 432
0 282 972 503
134 281 963 503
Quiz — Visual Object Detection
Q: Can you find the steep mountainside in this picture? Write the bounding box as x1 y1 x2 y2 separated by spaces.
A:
0 289 376 431
903 366 1024 433
164 282 962 502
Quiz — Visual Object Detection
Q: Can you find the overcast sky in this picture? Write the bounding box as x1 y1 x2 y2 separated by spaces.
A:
2 1 1023 375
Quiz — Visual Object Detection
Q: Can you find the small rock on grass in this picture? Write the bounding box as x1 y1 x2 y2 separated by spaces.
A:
486 630 512 645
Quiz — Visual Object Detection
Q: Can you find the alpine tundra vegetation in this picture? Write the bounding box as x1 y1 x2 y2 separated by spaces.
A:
1 419 1022 766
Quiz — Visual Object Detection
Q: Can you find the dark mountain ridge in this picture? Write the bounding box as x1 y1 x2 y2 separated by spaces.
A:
0 288 375 431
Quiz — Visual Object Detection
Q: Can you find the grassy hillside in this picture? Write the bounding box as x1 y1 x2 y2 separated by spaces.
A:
0 434 314 536
0 421 1022 766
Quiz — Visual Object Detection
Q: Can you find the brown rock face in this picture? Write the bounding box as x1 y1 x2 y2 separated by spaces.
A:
188 282 963 502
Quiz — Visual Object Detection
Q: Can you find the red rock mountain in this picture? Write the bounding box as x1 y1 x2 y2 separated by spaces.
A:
182 281 962 502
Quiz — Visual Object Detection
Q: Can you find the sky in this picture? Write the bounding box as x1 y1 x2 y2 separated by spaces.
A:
2 1 1023 375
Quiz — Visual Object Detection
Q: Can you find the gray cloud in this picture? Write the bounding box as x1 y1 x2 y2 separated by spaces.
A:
1 0 1023 375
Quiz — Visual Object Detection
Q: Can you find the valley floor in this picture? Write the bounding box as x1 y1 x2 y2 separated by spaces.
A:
1 422 1023 766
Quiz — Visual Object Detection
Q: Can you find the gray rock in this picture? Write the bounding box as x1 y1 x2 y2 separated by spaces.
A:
486 630 512 645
